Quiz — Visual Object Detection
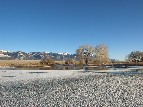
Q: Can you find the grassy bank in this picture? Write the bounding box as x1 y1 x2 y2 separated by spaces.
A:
0 60 40 67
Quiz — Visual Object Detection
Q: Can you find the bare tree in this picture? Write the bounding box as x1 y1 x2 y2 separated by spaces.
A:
65 58 75 65
40 57 55 66
76 45 95 66
126 51 143 62
95 44 110 65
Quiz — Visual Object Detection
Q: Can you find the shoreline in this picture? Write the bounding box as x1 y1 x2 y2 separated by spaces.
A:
0 67 143 83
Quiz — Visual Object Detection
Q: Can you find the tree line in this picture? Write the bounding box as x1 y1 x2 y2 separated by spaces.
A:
40 44 110 66
76 44 110 66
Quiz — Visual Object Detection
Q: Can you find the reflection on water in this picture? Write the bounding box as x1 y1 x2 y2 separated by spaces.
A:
1 66 143 77
0 67 16 70
28 72 48 74
108 70 143 75
0 65 82 70
0 65 109 70
1 66 143 75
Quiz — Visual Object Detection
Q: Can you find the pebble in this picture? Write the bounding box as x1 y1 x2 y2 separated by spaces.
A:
0 73 143 107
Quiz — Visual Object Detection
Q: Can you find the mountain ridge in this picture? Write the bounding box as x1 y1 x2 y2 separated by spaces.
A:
0 50 76 60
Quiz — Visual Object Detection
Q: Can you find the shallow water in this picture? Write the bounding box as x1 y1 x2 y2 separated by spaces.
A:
0 65 83 70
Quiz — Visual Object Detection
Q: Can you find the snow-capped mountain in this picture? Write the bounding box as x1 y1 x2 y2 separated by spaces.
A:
0 50 76 60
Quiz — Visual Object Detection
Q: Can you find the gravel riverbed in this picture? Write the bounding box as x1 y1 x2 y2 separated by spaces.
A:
0 70 143 107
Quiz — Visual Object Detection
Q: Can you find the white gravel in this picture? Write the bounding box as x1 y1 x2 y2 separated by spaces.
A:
0 68 143 107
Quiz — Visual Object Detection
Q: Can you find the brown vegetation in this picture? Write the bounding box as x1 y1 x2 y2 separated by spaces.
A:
76 44 110 66
65 59 75 65
76 45 95 66
40 57 55 66
95 44 110 65
0 60 40 67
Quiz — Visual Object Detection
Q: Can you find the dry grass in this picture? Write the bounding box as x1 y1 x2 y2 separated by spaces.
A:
0 60 78 67
0 60 40 67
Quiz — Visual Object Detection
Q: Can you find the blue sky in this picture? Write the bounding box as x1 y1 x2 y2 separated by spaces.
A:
0 0 143 60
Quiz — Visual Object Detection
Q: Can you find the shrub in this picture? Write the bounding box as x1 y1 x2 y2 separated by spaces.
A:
40 57 55 66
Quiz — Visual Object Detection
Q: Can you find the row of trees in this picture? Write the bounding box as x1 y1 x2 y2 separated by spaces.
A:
40 44 110 66
40 47 143 66
76 44 110 66
40 57 75 66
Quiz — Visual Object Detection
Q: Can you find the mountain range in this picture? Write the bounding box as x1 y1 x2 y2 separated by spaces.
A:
0 50 76 60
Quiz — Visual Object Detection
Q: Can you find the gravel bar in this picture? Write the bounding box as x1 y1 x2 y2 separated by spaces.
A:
0 70 143 107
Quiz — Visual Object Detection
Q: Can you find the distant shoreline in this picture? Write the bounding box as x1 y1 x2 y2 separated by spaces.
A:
1 60 143 69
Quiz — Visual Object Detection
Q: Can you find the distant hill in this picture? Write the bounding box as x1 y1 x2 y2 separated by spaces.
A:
0 50 76 60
